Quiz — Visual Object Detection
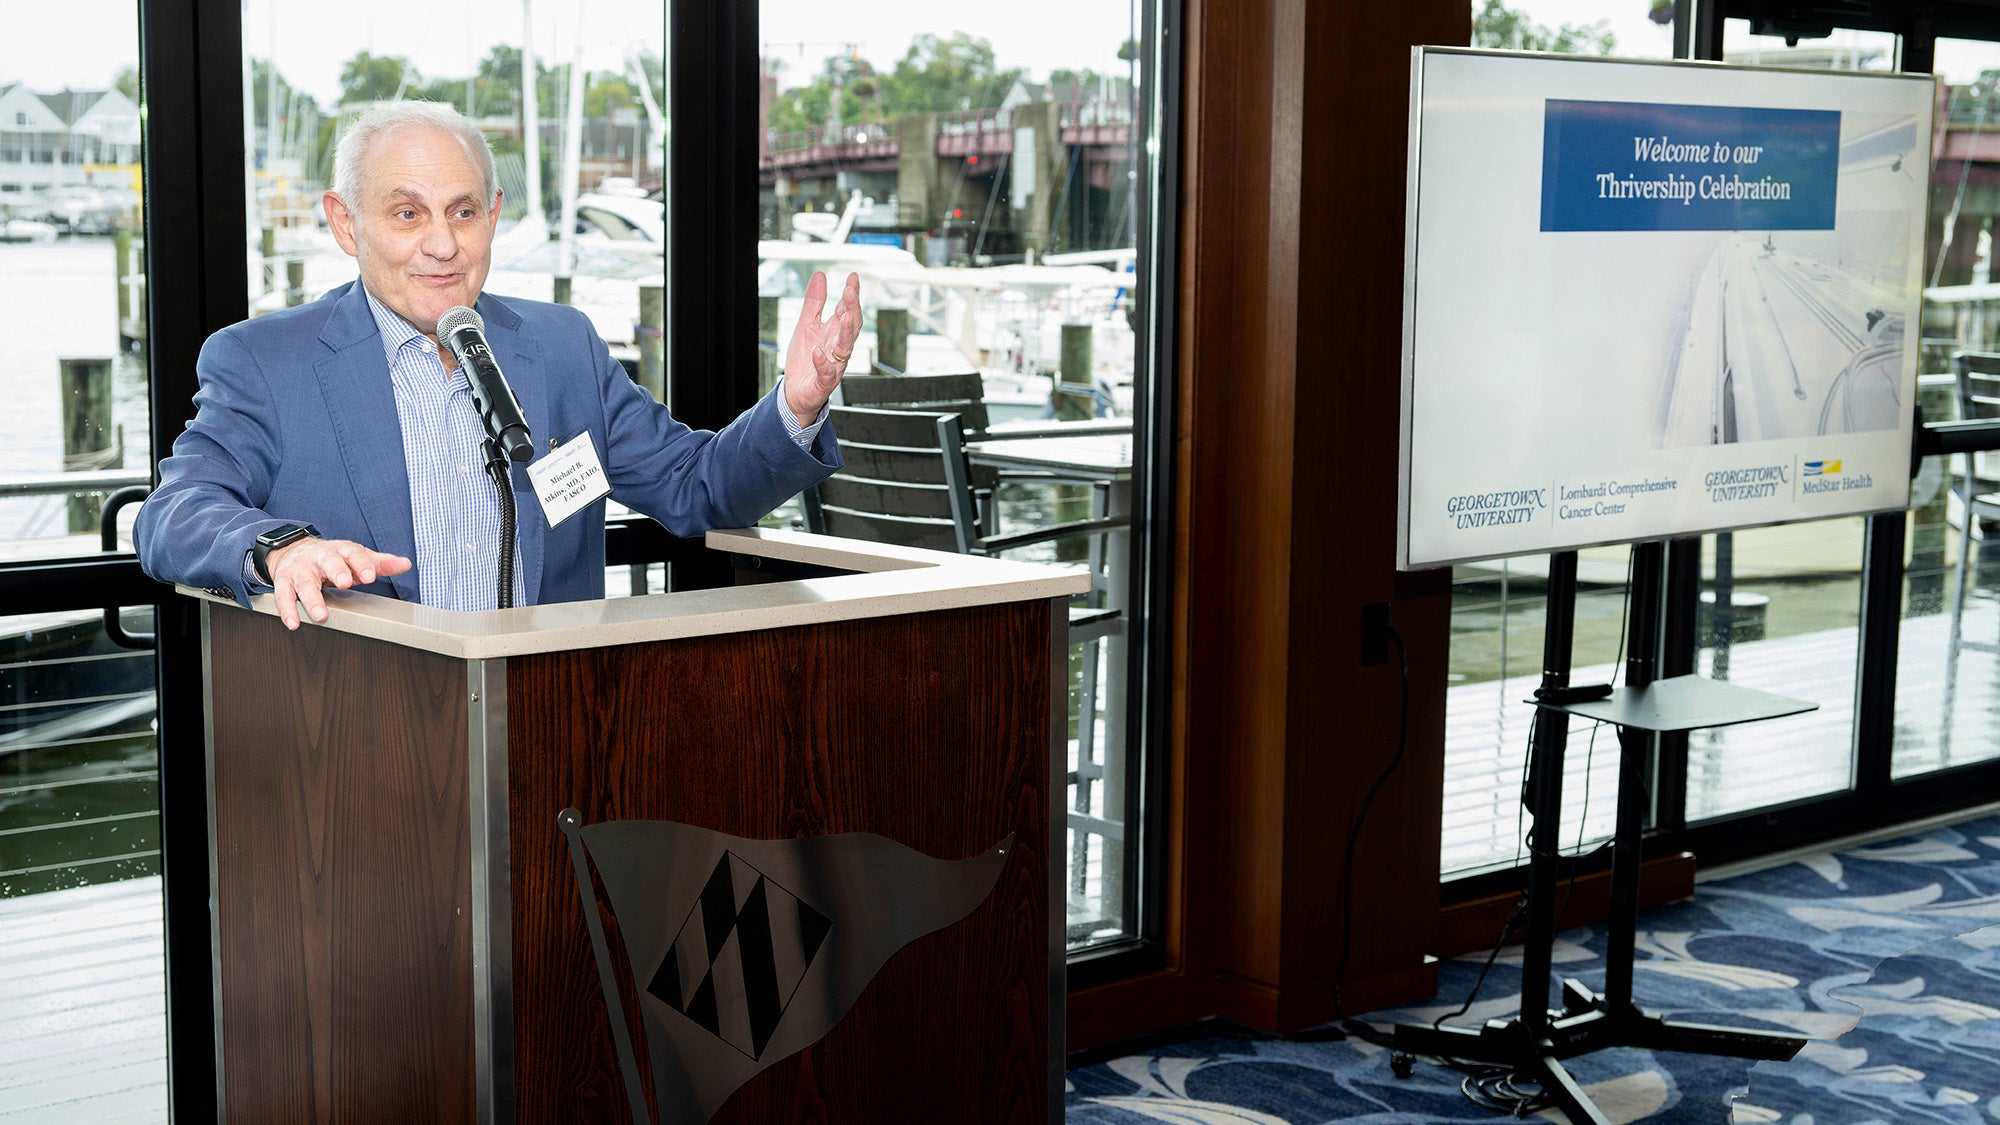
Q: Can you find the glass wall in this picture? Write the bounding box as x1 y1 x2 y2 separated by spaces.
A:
1893 39 2000 779
1673 26 1890 823
758 1 1153 952
0 45 150 558
1686 522 1863 821
1442 552 1628 875
0 1 166 1118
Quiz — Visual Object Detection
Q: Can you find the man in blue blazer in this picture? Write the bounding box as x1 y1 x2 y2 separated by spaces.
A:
137 102 858 628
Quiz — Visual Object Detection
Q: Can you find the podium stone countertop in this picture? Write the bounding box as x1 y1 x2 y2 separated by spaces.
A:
181 527 1091 659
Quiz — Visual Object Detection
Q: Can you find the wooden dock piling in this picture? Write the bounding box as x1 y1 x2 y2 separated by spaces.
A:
1055 323 1094 420
60 357 121 534
758 295 780 397
115 230 145 353
639 284 664 401
876 307 909 373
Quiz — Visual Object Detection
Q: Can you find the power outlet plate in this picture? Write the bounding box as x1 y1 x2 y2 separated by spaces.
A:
1361 602 1391 666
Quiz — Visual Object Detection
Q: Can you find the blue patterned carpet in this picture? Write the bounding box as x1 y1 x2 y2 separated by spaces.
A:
1065 814 2000 1123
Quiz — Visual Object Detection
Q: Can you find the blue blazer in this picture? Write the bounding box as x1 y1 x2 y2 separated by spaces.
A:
136 281 839 606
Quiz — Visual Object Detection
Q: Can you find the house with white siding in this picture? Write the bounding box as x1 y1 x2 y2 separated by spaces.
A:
0 84 141 199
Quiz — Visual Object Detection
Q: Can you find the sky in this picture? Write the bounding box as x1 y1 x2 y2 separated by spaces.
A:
5 1 2000 100
0 0 1134 103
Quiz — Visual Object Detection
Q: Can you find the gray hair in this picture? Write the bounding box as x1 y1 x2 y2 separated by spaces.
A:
329 101 499 217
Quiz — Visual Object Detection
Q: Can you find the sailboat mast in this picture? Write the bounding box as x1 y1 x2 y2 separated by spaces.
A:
521 0 544 224
556 3 586 282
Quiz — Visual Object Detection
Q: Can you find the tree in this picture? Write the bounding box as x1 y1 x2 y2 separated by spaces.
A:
584 72 638 119
112 66 139 103
419 77 471 111
880 32 1021 115
338 52 417 105
1472 0 1617 54
1049 68 1113 96
248 60 330 172
764 51 874 135
474 44 523 117
250 59 321 124
765 32 1028 137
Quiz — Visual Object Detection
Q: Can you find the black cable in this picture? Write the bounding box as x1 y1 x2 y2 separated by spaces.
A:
483 436 517 610
1326 624 1412 1046
1549 548 1638 929
1429 894 1527 1032
1287 621 1412 1049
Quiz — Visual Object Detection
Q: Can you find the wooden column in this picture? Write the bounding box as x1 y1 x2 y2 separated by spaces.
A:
1068 0 1465 1047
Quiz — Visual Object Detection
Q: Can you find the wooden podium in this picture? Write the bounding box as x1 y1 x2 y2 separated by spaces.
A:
192 529 1082 1123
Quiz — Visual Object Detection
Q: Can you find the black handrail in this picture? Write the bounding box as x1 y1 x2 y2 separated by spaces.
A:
1916 417 2000 458
99 485 156 650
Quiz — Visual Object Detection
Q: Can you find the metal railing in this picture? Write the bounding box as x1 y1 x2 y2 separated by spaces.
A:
0 468 150 499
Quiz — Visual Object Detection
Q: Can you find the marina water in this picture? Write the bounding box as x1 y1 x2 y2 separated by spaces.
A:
0 236 152 547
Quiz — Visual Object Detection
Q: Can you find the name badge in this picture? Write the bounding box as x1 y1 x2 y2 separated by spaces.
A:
527 431 612 527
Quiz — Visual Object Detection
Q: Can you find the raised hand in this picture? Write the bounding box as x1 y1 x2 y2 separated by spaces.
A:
782 270 863 427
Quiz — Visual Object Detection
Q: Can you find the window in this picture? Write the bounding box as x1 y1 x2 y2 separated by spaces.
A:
0 5 166 1119
1893 38 2000 779
1440 11 1926 878
757 1 1163 954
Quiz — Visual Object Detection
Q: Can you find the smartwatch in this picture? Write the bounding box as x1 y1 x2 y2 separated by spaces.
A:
253 522 318 584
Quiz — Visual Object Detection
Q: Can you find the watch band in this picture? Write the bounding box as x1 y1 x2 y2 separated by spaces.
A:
253 522 318 585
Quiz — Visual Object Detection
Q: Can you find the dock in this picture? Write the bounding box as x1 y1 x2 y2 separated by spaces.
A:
0 876 166 1123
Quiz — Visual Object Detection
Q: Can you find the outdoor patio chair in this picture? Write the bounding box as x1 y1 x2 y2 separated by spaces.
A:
801 405 1126 909
1941 352 2000 757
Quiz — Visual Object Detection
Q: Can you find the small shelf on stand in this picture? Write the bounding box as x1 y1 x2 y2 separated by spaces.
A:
1548 673 1815 734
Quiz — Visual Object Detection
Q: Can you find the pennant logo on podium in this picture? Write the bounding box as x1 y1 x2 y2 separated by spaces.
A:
650 850 833 1061
560 811 1012 1123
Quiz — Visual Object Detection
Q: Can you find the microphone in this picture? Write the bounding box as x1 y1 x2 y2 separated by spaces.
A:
437 305 534 462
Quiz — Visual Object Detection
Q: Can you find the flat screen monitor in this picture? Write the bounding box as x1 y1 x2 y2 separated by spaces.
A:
1397 47 1935 571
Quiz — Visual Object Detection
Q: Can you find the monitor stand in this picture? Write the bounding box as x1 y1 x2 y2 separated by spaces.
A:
1388 542 1811 1125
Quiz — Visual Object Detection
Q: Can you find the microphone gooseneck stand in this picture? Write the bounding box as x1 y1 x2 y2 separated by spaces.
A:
482 435 517 610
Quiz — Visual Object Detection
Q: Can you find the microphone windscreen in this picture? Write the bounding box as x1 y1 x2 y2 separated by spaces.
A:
437 305 485 338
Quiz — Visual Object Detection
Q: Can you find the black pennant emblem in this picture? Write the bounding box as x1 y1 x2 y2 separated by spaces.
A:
648 851 833 1060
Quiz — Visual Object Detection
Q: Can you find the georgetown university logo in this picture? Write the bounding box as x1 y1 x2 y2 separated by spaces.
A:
1443 486 1548 530
560 810 1011 1122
